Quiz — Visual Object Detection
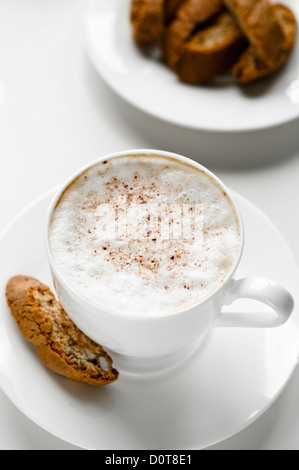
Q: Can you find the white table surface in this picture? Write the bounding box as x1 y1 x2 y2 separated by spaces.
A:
1 0 299 450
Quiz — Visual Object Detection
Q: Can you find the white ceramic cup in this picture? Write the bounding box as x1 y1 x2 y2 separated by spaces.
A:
45 150 294 374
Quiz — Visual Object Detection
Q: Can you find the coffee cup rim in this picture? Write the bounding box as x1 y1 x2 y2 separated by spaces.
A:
45 149 244 319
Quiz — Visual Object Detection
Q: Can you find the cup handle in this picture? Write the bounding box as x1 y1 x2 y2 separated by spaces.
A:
216 277 294 328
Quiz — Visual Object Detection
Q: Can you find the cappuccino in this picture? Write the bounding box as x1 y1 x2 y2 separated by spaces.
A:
49 154 241 316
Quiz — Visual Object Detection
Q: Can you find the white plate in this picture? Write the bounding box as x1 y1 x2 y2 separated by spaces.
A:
0 189 299 450
84 0 299 132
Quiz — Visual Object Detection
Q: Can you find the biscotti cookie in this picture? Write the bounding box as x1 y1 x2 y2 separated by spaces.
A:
233 3 297 83
175 11 247 84
165 0 186 24
131 0 165 45
5 276 119 386
163 0 223 69
223 0 286 67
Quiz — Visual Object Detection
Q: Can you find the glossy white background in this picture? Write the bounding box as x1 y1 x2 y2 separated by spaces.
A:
1 0 299 450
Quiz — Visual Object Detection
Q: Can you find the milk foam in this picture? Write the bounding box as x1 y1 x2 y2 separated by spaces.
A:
49 155 241 316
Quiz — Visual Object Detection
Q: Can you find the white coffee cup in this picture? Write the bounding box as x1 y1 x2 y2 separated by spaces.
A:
45 150 294 375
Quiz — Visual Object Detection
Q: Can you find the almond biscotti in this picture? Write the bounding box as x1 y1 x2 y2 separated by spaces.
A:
223 0 286 67
232 3 297 83
5 275 119 386
131 0 165 44
175 11 247 84
165 0 186 23
163 0 223 68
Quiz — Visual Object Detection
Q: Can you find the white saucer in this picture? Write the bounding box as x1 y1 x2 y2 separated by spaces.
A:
84 0 299 132
0 189 299 450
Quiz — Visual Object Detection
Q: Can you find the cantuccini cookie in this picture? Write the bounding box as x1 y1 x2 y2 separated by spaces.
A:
175 11 247 84
223 0 286 67
232 3 297 83
5 275 119 386
163 0 223 68
131 0 165 44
